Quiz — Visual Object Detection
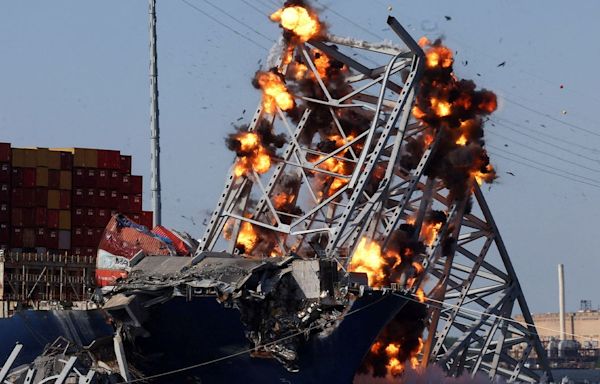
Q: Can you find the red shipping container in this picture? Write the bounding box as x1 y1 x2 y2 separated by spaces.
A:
86 247 96 256
141 211 153 228
121 175 131 193
97 169 109 189
119 194 130 212
95 228 103 243
0 223 9 243
73 188 85 206
97 150 108 169
86 227 95 247
130 194 142 212
72 247 83 255
59 190 71 209
47 209 59 228
22 208 35 227
72 226 84 247
0 163 10 183
86 188 97 207
0 184 9 202
0 143 11 163
96 189 108 207
11 188 35 207
108 170 121 190
73 208 84 226
22 168 36 188
120 155 131 174
131 213 141 223
0 203 9 223
86 168 97 187
35 207 47 226
108 151 121 169
24 188 36 207
36 188 48 207
36 227 47 247
10 187 21 206
11 227 23 247
98 150 120 169
97 208 110 227
48 169 60 188
11 208 23 226
73 168 86 187
109 190 119 207
11 168 22 187
47 229 59 249
86 208 96 227
130 175 142 194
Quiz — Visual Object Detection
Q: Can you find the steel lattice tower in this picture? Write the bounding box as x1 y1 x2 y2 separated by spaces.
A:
198 16 552 383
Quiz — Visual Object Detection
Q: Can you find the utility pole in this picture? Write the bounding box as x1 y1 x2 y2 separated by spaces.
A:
149 0 162 226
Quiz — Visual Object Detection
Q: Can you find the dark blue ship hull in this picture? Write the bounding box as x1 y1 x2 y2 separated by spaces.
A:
0 309 114 367
131 291 409 383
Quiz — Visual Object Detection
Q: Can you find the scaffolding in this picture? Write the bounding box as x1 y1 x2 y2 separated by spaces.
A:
0 251 95 316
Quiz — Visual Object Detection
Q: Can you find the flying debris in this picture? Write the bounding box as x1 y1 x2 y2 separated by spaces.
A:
497 61 506 67
444 15 452 21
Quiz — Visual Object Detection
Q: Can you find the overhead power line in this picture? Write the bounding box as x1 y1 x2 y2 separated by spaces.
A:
199 0 276 44
490 118 600 163
491 116 600 154
489 151 600 190
179 0 270 51
501 98 600 139
487 130 600 174
488 144 600 188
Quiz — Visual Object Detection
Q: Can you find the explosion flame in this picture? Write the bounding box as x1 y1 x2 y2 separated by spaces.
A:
255 70 295 114
270 3 322 42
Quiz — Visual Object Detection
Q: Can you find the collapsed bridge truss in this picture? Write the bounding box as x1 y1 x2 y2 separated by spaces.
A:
197 15 552 383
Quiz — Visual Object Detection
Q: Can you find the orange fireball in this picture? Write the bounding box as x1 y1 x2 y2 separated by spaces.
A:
256 71 295 114
270 5 321 42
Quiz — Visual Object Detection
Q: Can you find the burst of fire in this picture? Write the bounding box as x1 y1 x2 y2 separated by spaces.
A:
421 37 453 69
430 97 452 117
472 163 496 186
232 132 272 177
455 133 467 146
372 336 424 377
314 49 330 78
237 222 258 253
272 192 294 209
256 71 295 114
349 238 386 287
415 288 425 303
270 5 321 42
420 221 442 246
410 338 424 369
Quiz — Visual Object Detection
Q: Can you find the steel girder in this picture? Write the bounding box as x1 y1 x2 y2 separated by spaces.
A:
198 18 424 261
197 16 552 383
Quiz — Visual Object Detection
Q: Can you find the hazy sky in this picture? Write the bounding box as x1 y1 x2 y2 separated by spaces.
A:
1 0 599 314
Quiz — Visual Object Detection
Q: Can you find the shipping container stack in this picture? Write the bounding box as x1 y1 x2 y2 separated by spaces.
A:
0 144 152 304
9 147 73 253
0 143 11 249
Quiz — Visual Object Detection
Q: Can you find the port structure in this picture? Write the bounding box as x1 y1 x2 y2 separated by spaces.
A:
197 16 552 383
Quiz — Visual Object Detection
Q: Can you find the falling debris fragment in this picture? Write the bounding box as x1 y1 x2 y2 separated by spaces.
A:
497 61 506 67
444 15 452 20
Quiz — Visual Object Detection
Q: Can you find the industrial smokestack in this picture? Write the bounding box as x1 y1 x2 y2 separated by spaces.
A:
558 264 566 341
149 0 162 226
